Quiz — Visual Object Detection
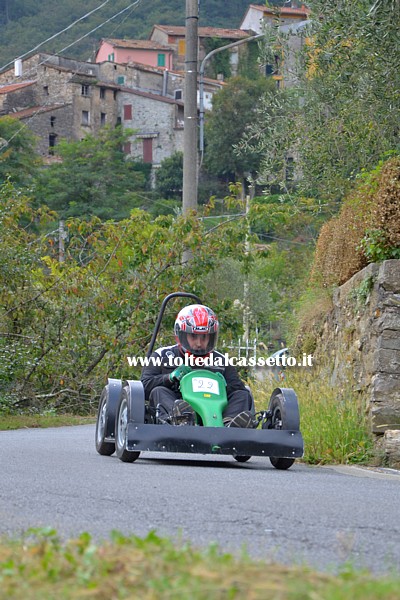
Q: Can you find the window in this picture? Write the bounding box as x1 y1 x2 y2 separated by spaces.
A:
82 110 90 126
43 85 49 95
108 52 115 62
143 138 153 163
113 90 117 100
175 105 184 128
265 64 274 76
123 142 131 154
178 40 186 56
50 116 56 127
123 104 132 120
101 112 106 126
81 85 90 97
117 75 125 85
49 133 57 154
157 53 166 67
100 87 106 99
174 89 182 100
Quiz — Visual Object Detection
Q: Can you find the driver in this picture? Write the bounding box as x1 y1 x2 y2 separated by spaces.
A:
140 304 255 427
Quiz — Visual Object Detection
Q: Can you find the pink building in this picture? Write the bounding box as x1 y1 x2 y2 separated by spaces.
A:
95 38 173 70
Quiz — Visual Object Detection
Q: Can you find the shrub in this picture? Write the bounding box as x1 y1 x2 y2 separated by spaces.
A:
312 157 400 286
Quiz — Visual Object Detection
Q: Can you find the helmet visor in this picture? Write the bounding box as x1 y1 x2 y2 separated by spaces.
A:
178 331 218 356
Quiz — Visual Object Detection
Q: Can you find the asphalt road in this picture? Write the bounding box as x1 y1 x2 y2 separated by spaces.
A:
1 425 400 574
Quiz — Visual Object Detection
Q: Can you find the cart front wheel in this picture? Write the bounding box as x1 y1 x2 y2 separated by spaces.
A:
115 388 140 463
267 389 299 470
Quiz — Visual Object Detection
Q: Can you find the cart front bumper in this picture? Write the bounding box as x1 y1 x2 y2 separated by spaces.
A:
126 423 303 458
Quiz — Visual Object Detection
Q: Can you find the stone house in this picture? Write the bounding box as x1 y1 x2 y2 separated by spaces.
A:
0 54 120 156
13 104 74 156
118 86 184 170
0 80 37 113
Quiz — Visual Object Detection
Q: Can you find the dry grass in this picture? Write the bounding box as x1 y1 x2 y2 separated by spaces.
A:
0 529 399 600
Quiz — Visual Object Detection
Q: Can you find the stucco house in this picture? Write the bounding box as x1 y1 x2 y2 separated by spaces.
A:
149 25 250 74
95 39 174 71
240 4 310 31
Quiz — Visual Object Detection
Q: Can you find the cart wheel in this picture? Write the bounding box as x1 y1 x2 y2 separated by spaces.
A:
95 385 115 456
115 384 142 463
267 388 300 470
234 455 251 463
269 456 295 470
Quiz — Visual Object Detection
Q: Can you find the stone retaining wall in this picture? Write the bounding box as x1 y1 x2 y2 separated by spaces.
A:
313 260 400 465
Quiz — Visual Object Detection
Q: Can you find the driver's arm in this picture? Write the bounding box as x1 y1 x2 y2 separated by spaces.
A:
140 351 174 396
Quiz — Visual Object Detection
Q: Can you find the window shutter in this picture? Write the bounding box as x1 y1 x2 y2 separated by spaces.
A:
123 104 132 120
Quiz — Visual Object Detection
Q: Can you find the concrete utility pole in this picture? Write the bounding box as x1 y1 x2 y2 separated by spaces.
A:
182 0 199 214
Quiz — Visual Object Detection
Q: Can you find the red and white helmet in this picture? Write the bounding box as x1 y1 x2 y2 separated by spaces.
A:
174 304 219 356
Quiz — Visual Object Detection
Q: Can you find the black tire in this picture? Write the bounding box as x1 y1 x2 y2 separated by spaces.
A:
267 389 300 470
269 456 295 470
234 455 251 463
115 384 141 463
95 386 115 456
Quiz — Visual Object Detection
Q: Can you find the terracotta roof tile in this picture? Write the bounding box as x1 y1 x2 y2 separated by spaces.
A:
0 80 36 94
12 104 70 119
103 38 172 51
153 25 249 39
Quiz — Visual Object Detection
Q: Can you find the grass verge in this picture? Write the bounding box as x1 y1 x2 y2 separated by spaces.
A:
0 414 95 431
0 530 399 600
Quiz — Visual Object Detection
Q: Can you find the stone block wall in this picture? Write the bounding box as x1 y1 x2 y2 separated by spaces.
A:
313 260 400 443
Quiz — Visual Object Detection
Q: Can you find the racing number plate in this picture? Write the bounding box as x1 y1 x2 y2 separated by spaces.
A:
192 377 220 395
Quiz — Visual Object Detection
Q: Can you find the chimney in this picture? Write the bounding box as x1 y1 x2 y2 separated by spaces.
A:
14 59 22 77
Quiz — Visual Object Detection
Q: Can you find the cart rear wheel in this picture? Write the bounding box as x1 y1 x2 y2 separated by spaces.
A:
95 386 115 456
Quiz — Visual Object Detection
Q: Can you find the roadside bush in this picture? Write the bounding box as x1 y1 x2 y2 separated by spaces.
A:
312 157 400 286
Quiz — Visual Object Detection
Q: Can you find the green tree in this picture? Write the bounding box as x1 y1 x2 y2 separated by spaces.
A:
155 151 183 200
204 76 275 183
0 116 41 186
34 126 149 220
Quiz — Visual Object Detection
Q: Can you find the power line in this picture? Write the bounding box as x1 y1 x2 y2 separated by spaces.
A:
57 0 142 57
0 0 112 72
